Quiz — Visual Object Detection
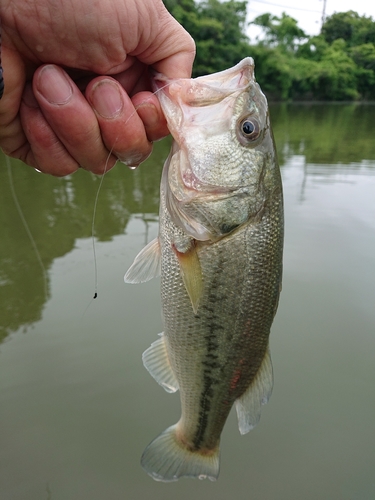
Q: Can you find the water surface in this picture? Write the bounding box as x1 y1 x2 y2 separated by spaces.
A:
0 104 374 500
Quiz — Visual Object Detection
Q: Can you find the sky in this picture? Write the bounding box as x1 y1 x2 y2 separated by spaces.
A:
246 0 375 39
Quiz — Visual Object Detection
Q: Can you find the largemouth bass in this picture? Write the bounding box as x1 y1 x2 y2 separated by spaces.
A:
125 58 283 482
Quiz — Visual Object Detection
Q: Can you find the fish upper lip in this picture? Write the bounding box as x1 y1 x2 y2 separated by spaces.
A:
152 57 254 106
152 72 171 95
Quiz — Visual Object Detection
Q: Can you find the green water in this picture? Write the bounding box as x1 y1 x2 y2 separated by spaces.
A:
0 104 374 500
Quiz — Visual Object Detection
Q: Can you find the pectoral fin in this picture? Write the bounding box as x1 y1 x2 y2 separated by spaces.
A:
235 348 273 435
173 241 203 314
124 237 161 284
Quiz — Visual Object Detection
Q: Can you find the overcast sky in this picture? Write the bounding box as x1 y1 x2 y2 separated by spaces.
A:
246 0 375 39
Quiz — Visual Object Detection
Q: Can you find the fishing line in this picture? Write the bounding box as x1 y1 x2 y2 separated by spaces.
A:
6 155 49 300
81 150 113 317
88 81 171 303
90 154 111 301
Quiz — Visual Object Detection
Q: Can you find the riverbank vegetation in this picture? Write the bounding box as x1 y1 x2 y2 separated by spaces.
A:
164 0 375 101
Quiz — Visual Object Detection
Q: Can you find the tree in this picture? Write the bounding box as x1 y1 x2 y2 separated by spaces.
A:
322 11 375 47
308 39 359 100
251 12 307 51
165 0 251 76
249 44 293 100
350 43 375 98
164 2 375 101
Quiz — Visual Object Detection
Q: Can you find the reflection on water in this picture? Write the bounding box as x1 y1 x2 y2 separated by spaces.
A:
272 103 375 164
0 105 374 499
0 140 168 342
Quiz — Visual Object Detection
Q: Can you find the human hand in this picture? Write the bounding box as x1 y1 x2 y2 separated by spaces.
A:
0 0 195 175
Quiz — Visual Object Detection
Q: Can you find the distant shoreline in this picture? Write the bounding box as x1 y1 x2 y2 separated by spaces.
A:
267 100 375 104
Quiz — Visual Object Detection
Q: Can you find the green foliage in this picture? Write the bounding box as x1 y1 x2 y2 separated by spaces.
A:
252 12 307 51
310 40 359 100
164 1 375 101
296 36 329 61
350 43 375 98
321 11 375 47
249 44 293 99
166 0 250 76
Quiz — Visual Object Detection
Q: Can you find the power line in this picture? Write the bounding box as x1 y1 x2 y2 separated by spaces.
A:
321 0 327 26
248 7 274 15
250 0 321 14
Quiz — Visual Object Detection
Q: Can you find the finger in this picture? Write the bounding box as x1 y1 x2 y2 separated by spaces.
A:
139 7 196 79
33 65 117 174
112 63 169 140
111 57 147 95
0 45 27 158
86 77 153 167
20 84 80 175
131 91 169 142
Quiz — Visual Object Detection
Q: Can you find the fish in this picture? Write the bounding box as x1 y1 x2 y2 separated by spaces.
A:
124 57 283 482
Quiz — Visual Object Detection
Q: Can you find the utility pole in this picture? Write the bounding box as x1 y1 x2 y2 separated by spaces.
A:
321 0 327 28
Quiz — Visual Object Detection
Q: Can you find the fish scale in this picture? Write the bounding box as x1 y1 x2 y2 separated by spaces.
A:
125 58 283 481
159 203 281 454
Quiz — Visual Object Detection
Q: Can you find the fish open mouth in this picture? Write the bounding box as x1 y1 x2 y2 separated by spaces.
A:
152 57 254 100
152 58 255 140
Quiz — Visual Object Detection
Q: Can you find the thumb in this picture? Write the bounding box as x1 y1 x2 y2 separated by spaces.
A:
137 8 195 79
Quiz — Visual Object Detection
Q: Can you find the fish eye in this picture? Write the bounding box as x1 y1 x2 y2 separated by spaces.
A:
240 118 260 141
242 121 255 135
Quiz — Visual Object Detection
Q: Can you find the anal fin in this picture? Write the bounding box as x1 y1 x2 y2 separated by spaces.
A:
235 348 274 435
142 333 179 393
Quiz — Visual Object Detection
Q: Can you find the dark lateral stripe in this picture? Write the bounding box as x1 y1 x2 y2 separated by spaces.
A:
192 255 224 449
0 19 3 100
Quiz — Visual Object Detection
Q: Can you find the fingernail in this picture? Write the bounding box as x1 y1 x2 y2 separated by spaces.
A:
90 80 123 118
37 65 73 105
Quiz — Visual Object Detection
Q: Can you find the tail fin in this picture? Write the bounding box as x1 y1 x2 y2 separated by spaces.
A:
141 424 220 482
